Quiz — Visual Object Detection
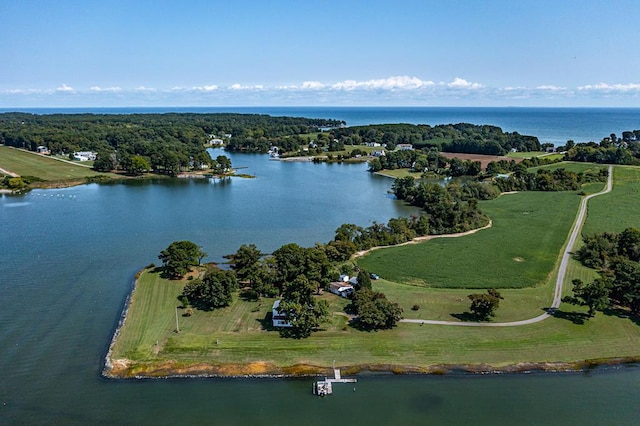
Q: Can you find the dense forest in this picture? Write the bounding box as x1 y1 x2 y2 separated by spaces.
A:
559 130 640 165
0 112 344 174
331 123 542 154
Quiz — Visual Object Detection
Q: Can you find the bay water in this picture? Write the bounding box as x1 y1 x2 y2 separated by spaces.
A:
1 108 640 424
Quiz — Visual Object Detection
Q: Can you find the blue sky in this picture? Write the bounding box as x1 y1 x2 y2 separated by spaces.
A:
1 0 639 107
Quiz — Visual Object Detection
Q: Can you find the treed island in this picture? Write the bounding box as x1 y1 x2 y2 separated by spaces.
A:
2 112 640 377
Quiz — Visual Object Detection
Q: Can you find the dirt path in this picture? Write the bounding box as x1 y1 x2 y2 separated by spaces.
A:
401 165 613 327
0 166 19 177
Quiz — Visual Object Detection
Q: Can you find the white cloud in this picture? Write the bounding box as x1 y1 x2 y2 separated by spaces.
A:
90 86 122 93
536 85 566 91
135 86 156 92
447 78 483 89
2 77 640 107
302 81 325 89
332 76 434 91
191 85 218 92
56 84 75 92
230 83 264 90
577 82 640 92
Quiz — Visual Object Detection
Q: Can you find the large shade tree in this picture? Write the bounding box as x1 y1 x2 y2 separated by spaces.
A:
158 240 207 278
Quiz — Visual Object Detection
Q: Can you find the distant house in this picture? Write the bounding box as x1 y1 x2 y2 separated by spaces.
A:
208 138 224 146
329 283 354 298
372 150 386 157
36 146 50 155
73 151 97 161
396 144 414 151
272 300 292 328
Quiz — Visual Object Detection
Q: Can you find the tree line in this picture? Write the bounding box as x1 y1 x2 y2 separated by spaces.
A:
332 122 541 154
0 112 343 175
564 228 640 317
558 131 640 165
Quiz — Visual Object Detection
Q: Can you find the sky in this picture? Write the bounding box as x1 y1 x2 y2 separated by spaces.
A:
1 0 639 107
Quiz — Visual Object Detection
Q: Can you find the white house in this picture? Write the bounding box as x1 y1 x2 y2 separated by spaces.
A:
73 151 97 161
329 283 354 298
396 144 414 151
272 300 292 328
36 146 50 154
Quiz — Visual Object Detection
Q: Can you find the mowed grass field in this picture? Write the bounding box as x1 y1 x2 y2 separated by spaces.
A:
111 267 640 371
582 166 640 235
110 165 640 374
357 190 586 289
0 146 115 181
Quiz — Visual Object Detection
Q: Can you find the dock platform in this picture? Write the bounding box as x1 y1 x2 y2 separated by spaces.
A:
312 369 356 396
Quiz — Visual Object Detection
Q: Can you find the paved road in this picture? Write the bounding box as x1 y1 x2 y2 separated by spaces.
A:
401 165 613 327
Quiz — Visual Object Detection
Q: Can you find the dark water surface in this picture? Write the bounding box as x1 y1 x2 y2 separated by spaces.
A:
2 113 640 424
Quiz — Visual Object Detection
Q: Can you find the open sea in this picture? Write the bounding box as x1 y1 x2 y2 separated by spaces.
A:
1 107 640 425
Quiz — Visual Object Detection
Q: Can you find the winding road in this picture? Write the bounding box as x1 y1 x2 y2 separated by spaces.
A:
400 165 613 327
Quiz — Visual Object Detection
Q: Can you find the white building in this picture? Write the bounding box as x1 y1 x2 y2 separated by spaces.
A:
272 300 292 328
73 151 97 161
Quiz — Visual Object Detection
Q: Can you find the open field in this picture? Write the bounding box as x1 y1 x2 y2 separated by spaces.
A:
108 266 640 376
107 165 640 377
582 165 640 235
357 190 587 289
528 161 607 174
0 146 117 182
505 151 547 159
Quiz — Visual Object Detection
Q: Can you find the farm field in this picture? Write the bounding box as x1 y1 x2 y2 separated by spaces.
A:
356 190 587 289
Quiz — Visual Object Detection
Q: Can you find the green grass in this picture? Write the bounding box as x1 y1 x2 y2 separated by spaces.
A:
357 191 583 289
0 146 116 181
527 161 606 174
374 169 422 179
582 166 640 235
506 151 547 159
111 267 640 370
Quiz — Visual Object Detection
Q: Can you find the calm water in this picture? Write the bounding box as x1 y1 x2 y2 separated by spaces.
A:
2 109 640 424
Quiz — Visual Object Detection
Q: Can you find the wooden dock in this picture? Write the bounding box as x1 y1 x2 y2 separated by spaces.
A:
312 369 357 396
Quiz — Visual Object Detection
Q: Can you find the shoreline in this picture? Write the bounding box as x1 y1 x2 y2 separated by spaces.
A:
104 353 640 380
103 239 638 380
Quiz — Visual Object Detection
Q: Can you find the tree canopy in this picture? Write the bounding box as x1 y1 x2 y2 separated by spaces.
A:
158 240 207 278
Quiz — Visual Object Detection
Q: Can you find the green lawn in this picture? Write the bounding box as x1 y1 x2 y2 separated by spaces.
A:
357 191 586 289
0 146 116 181
582 165 640 235
111 267 640 373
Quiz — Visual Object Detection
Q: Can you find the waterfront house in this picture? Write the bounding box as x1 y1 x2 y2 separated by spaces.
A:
36 146 51 154
329 283 354 298
272 300 292 327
